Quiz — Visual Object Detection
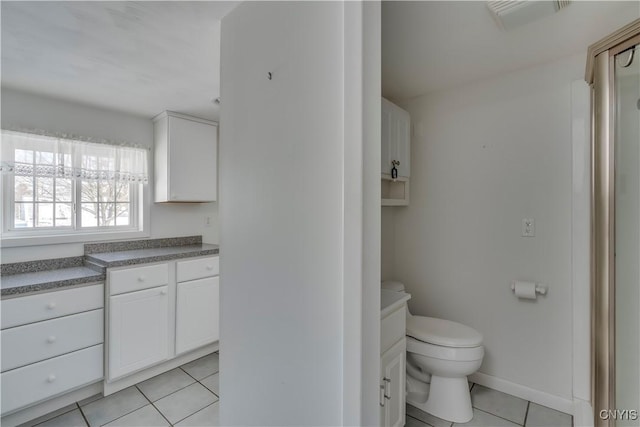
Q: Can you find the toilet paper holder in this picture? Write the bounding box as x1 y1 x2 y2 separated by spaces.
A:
510 280 548 296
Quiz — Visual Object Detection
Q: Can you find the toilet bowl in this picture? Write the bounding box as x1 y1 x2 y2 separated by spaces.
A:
381 281 484 424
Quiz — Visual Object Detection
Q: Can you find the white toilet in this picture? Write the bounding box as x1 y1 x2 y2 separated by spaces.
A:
382 281 484 423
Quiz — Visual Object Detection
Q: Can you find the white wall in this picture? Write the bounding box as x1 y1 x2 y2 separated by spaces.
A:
360 2 382 424
219 2 347 425
387 54 587 403
0 87 218 262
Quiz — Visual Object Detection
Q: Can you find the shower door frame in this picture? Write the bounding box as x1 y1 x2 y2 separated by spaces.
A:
587 18 640 427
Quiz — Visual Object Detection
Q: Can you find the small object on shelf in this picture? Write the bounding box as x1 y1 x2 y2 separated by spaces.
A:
391 160 400 181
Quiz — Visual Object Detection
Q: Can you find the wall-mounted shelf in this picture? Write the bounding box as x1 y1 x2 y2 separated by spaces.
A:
382 174 409 206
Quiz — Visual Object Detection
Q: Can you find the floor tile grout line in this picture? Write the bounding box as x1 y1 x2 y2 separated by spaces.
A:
197 371 220 397
406 413 435 427
76 402 91 427
140 376 198 404
135 384 175 427
89 386 158 427
473 407 526 426
136 380 217 426
405 407 450 427
523 401 531 427
180 365 220 383
94 405 145 427
31 403 83 427
171 402 218 426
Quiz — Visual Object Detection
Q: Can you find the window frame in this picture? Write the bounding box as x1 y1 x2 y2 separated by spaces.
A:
0 139 150 248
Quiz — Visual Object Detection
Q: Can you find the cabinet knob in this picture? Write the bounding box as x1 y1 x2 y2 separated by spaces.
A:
138 276 146 282
206 265 214 271
47 374 56 383
161 289 168 295
47 336 56 344
46 302 56 310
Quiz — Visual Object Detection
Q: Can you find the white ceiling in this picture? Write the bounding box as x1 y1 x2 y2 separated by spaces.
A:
3 1 637 117
382 1 640 100
1 1 239 120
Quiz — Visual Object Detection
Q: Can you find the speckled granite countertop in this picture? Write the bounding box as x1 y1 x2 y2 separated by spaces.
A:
1 266 105 298
1 236 219 298
85 243 219 268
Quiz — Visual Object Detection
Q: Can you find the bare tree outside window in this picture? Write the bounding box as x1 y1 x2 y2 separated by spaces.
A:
11 149 136 230
80 180 131 227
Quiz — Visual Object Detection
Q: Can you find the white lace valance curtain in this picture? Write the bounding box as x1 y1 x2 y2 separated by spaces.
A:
0 130 149 183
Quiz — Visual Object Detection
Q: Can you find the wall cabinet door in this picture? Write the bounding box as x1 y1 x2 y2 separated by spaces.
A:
381 98 410 179
175 276 219 355
108 286 170 380
381 100 394 176
394 108 410 178
380 338 406 427
154 111 218 203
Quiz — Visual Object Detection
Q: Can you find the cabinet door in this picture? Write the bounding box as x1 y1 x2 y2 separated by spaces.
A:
169 116 217 202
395 107 411 178
175 276 219 355
381 99 394 176
381 99 411 178
108 286 170 380
381 338 406 427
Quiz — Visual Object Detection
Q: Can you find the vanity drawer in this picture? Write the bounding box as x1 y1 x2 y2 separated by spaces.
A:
1 309 103 372
177 256 219 282
1 284 103 329
381 305 406 354
0 344 103 415
109 263 169 295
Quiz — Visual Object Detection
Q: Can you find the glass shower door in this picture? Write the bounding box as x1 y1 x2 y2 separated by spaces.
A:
615 42 640 425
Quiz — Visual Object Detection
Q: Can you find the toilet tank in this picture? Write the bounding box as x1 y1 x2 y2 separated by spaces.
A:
381 281 406 292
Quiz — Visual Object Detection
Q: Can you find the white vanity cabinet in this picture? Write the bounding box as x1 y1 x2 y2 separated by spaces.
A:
175 257 220 355
381 98 411 206
380 290 410 427
381 340 406 427
154 111 218 203
0 284 104 416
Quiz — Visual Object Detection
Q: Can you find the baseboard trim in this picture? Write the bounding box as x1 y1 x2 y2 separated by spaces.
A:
469 372 574 415
573 398 594 427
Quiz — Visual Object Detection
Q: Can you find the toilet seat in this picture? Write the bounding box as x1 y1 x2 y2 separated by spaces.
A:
407 316 483 348
407 336 484 362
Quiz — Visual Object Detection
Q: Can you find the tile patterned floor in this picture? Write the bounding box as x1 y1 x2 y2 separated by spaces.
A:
19 353 219 427
407 384 574 427
22 360 572 427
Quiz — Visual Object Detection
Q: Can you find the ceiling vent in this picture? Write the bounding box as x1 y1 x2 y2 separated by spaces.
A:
487 0 571 31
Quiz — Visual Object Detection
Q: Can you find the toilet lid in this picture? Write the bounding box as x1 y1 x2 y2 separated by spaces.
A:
407 316 483 348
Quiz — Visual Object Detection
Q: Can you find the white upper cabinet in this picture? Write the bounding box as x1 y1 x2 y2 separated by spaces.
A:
154 111 218 203
381 98 410 179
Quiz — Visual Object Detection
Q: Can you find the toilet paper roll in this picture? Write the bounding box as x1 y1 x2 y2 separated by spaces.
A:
512 281 537 299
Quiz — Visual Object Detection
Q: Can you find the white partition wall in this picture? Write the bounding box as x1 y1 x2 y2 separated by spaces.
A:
219 2 380 425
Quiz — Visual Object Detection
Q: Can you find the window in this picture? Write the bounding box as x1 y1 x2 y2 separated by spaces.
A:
1 130 149 242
